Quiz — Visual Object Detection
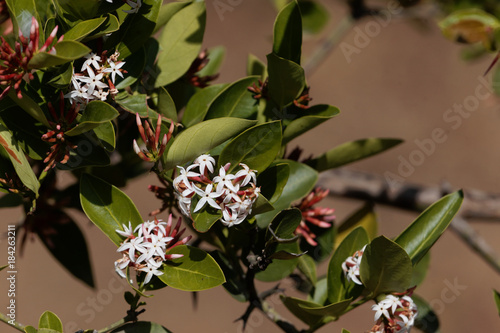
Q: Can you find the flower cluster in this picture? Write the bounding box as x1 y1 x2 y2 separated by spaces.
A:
293 187 335 246
133 113 174 162
0 17 61 99
65 51 126 106
370 294 418 333
173 154 260 227
341 245 367 285
114 215 191 284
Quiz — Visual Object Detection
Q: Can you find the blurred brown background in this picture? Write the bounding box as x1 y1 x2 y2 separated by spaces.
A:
2 0 500 332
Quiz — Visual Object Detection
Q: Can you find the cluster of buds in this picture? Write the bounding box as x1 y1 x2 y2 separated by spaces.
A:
248 78 268 100
0 17 61 99
293 86 312 109
105 0 143 14
186 49 219 88
41 92 79 171
370 293 418 333
0 172 31 196
341 245 367 285
133 113 174 162
114 215 191 284
293 187 335 246
65 51 126 106
173 154 260 227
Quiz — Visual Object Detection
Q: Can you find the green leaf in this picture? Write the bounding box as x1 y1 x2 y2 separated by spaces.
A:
48 62 74 88
257 163 289 204
334 202 377 249
439 9 500 50
65 101 119 136
85 14 120 41
7 88 50 128
255 242 300 282
299 298 351 318
307 138 403 172
247 54 266 77
115 93 150 117
267 208 302 240
0 124 40 196
38 311 63 332
157 87 177 122
206 76 260 120
283 104 339 144
93 121 116 151
110 321 172 333
299 0 329 34
413 294 440 333
164 118 256 170
250 194 275 216
54 0 120 24
256 160 317 228
197 46 225 77
190 195 222 233
153 0 191 34
219 121 282 173
327 227 369 303
182 83 228 127
494 290 500 317
155 1 206 87
112 0 162 59
0 193 23 207
298 254 317 285
310 277 328 305
5 0 39 39
273 0 302 64
394 190 464 265
57 133 111 170
159 245 225 291
63 17 106 41
24 326 37 333
341 330 351 333
28 41 91 69
80 173 143 246
280 296 325 326
115 47 147 90
36 208 94 288
359 236 413 296
211 250 248 302
411 251 430 287
266 52 305 109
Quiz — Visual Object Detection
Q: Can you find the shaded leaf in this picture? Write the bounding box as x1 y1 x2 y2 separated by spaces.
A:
267 53 305 109
110 321 172 333
255 242 300 282
411 251 430 287
7 88 50 128
334 202 377 249
267 208 302 240
283 104 339 144
299 0 329 34
28 41 91 69
63 17 106 41
394 190 463 265
247 53 266 77
85 14 120 41
159 245 225 291
298 254 317 285
115 47 147 90
281 295 324 326
413 294 440 333
211 251 248 302
65 101 119 136
299 298 351 318
153 0 191 33
157 87 177 122
307 138 403 172
93 121 116 151
182 83 228 127
257 163 289 204
273 0 302 64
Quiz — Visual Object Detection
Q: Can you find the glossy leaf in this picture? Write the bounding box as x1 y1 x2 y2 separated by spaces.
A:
219 121 282 173
298 254 317 285
360 236 413 296
54 0 120 24
299 0 329 34
0 124 40 196
36 208 94 288
205 76 260 119
307 138 403 172
247 53 266 77
197 46 225 77
251 194 275 216
28 41 91 69
48 63 74 88
413 294 440 333
182 83 228 127
395 190 463 265
267 208 302 240
110 321 172 333
153 0 191 33
80 173 143 246
299 298 351 318
65 101 119 136
85 14 120 41
327 227 369 303
283 104 340 144
63 17 106 41
159 245 225 291
39 311 63 332
257 163 289 204
164 118 256 170
267 53 305 109
93 121 116 151
155 1 206 87
273 0 302 64
281 296 325 326
190 195 222 233
115 93 149 117
255 242 300 282
112 0 162 59
411 252 430 287
256 160 317 228
334 202 377 249
157 87 177 122
310 277 328 305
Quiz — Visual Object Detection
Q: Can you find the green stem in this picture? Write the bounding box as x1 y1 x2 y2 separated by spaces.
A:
0 312 25 332
97 317 127 333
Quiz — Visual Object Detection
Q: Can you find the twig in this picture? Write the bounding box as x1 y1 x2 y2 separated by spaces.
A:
0 312 24 332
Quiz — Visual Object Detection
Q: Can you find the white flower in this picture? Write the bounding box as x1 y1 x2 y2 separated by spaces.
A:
371 303 390 321
234 163 257 187
114 254 130 278
81 52 102 71
78 67 108 95
137 234 168 262
103 60 125 83
395 314 412 333
117 236 146 263
176 193 192 216
123 0 142 14
193 183 222 212
194 154 215 175
379 295 402 314
116 222 134 238
213 166 238 193
138 259 163 284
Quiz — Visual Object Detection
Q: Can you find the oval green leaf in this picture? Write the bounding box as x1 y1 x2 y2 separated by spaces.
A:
39 311 63 332
273 0 302 64
283 104 340 144
65 101 119 136
182 83 228 127
28 41 91 69
266 52 305 109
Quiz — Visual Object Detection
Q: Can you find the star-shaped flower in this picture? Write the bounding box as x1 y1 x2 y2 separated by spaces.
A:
193 183 222 212
103 60 125 83
194 154 215 176
371 303 390 322
78 67 108 95
81 52 102 71
213 166 237 193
